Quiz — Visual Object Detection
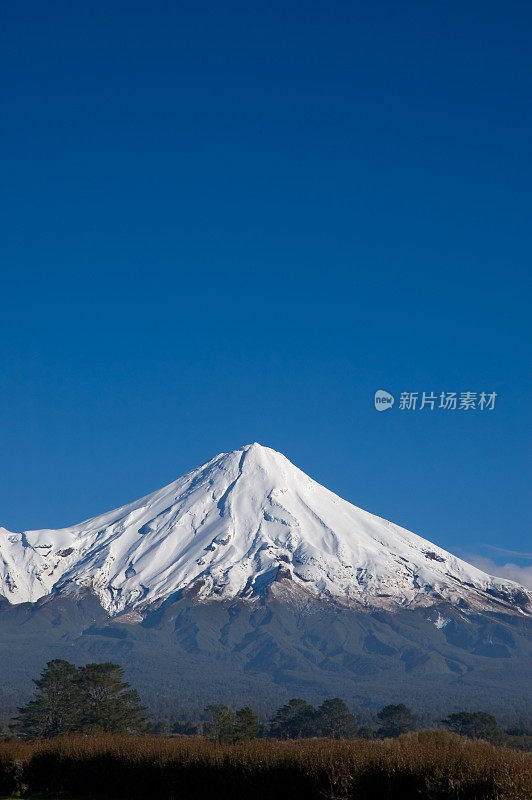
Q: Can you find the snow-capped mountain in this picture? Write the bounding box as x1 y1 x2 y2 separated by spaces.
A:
1 443 530 616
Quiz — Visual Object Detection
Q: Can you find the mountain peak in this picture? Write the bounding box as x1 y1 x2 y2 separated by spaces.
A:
243 441 266 451
236 442 290 467
0 446 530 616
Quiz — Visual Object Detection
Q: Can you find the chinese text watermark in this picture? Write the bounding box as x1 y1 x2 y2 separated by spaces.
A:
374 390 497 412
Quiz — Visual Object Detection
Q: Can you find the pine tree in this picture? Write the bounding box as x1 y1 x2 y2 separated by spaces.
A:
14 660 146 737
377 704 415 738
204 704 235 742
270 698 318 738
442 711 502 742
233 706 259 741
78 662 146 733
316 698 358 738
15 659 84 737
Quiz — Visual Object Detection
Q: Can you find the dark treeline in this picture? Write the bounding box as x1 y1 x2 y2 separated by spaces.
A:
199 698 411 742
7 660 532 752
187 700 531 750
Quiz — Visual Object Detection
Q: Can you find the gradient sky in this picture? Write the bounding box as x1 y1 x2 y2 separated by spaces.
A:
0 1 530 582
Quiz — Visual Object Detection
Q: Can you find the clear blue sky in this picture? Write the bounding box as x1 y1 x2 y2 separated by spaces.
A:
0 2 530 577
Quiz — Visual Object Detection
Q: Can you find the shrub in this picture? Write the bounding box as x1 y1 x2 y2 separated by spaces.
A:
0 730 529 800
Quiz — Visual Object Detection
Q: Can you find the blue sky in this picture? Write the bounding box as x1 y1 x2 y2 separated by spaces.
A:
0 1 530 582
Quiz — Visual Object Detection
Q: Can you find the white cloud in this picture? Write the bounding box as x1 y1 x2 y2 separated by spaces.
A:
466 555 532 589
485 545 532 559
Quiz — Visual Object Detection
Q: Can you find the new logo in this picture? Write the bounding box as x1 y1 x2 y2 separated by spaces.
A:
374 390 395 411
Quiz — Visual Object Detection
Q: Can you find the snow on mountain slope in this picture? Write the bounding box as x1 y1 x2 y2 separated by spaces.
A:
0 443 530 616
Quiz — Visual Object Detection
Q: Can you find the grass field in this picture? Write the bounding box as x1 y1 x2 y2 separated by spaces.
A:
1 731 530 800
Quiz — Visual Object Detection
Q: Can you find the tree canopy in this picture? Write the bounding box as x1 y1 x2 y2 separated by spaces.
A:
79 662 146 733
204 704 259 743
442 711 502 743
15 660 146 737
270 698 318 738
377 704 415 738
15 659 84 738
316 698 358 738
270 697 358 739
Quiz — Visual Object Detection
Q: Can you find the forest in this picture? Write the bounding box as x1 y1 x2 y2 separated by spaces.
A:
0 660 530 800
6 660 531 751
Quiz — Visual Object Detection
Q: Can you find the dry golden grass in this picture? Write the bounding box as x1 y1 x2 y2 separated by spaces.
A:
0 731 530 799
